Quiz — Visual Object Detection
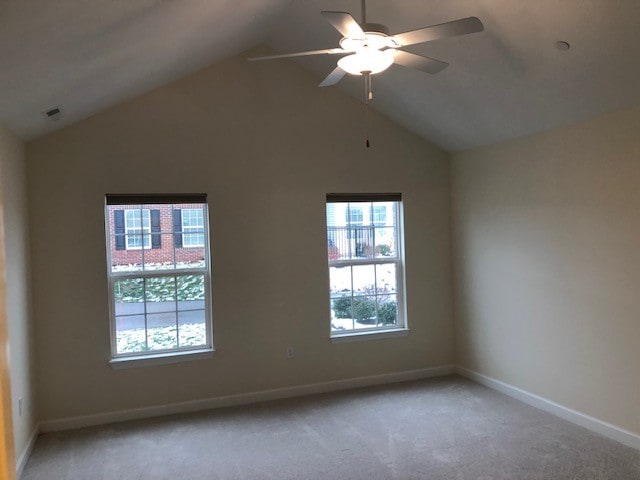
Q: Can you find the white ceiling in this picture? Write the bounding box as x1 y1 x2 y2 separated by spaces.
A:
3 0 640 151
0 0 291 140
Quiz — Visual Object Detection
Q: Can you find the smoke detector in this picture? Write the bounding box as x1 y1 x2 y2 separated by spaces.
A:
41 106 63 121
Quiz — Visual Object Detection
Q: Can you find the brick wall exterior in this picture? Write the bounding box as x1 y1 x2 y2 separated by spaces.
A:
108 204 205 268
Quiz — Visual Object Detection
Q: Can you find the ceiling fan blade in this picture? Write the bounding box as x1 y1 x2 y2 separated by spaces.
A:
321 11 364 38
393 50 449 74
248 48 346 61
392 17 484 47
319 66 347 87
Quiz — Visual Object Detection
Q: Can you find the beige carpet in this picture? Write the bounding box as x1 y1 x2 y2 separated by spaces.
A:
22 376 640 479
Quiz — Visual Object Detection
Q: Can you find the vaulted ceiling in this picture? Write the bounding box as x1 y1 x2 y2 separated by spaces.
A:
3 0 640 151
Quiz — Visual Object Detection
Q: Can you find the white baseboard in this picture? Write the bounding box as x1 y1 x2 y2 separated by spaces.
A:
40 365 455 432
16 425 39 479
456 366 640 451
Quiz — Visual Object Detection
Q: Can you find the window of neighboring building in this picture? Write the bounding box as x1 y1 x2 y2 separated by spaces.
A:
346 205 363 240
181 208 205 247
105 194 212 363
124 208 151 249
326 194 406 337
347 206 363 225
372 205 386 226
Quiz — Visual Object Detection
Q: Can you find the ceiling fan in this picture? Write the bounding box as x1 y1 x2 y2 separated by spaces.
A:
249 0 484 102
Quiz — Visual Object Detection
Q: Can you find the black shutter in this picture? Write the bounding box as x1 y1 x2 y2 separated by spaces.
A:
114 210 125 251
151 209 161 249
173 209 183 248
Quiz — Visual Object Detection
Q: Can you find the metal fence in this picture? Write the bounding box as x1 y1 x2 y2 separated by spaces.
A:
327 226 378 260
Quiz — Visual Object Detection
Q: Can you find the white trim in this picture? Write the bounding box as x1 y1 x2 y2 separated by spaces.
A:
456 366 640 451
330 328 409 342
16 425 39 479
40 365 455 433
110 348 214 369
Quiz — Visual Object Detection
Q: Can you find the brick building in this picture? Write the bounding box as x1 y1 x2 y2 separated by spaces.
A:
107 203 206 269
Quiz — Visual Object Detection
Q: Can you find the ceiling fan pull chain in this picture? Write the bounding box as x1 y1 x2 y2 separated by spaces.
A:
363 71 372 103
361 0 367 24
365 102 370 148
364 72 371 148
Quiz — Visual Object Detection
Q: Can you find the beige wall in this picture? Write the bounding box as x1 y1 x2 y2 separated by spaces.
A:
27 50 454 422
0 124 36 461
452 105 640 435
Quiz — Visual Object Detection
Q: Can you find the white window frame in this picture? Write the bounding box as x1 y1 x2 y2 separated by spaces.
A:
105 197 214 367
326 196 407 339
181 208 205 248
125 208 151 250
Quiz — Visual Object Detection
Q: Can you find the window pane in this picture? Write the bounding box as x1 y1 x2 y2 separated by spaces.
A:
147 312 178 351
352 264 375 294
331 295 354 332
114 278 145 316
175 245 206 269
376 263 397 294
143 234 176 271
177 274 206 306
115 315 146 354
329 266 351 298
352 295 377 327
108 205 144 272
351 226 374 259
145 276 176 313
374 227 396 258
372 204 387 226
178 310 207 347
377 294 398 327
327 226 349 261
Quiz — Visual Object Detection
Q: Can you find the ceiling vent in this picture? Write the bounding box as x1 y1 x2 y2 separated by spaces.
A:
42 106 62 121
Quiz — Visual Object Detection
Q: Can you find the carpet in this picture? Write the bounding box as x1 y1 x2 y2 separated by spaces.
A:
22 376 640 479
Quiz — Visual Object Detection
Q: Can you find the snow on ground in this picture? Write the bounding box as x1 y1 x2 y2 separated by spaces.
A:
116 323 206 354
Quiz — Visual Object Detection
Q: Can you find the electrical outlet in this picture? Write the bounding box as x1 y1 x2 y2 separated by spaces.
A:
18 398 23 417
286 346 294 359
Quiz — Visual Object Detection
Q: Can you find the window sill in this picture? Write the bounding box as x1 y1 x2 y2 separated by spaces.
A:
109 348 214 369
330 328 409 343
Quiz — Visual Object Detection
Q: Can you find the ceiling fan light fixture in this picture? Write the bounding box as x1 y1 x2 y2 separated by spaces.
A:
337 48 395 75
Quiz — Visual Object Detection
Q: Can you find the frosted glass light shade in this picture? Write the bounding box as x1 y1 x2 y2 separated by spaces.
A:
338 49 395 75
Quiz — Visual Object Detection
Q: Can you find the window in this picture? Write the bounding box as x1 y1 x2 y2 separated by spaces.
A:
326 194 405 337
372 205 386 226
347 206 363 225
105 194 212 362
124 209 151 249
346 205 363 240
181 208 205 247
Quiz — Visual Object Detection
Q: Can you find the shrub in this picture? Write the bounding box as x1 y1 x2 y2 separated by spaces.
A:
332 296 352 318
378 301 397 325
328 245 340 260
375 244 392 256
352 296 376 324
332 295 377 323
